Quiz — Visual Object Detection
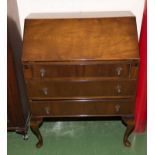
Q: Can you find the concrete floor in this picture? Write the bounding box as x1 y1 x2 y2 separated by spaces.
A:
7 120 146 155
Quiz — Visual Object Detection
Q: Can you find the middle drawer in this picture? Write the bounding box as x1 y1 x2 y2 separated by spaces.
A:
27 79 136 99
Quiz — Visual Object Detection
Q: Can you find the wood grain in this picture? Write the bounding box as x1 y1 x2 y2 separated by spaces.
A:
30 99 135 117
22 14 139 61
24 62 130 79
27 79 137 99
22 12 139 148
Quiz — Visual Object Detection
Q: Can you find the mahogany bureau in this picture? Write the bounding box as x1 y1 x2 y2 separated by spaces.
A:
22 11 139 148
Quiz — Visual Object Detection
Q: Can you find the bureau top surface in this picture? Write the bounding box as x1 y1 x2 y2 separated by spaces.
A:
22 11 139 62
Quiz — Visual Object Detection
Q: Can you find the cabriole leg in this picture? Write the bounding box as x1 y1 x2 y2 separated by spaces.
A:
122 116 134 147
30 117 43 148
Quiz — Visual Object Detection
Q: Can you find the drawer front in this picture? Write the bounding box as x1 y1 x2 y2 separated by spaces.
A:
24 63 130 79
27 80 137 99
30 99 134 117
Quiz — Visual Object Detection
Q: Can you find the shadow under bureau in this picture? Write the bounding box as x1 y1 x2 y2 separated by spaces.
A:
22 11 139 148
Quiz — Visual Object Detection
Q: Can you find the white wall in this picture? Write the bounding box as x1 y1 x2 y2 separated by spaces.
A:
17 0 144 38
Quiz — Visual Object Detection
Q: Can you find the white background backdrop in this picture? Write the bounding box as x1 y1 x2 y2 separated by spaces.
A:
17 0 145 37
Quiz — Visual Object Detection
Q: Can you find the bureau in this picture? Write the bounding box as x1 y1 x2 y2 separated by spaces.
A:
22 11 139 148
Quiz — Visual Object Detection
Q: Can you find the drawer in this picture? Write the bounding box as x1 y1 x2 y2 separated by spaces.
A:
27 79 137 99
30 99 135 117
24 63 130 79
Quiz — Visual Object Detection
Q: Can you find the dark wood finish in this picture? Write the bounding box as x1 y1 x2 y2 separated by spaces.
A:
122 116 135 147
27 79 137 99
22 12 139 147
130 63 139 79
7 43 25 129
7 0 29 135
24 62 130 79
30 99 135 117
7 37 29 134
30 117 43 148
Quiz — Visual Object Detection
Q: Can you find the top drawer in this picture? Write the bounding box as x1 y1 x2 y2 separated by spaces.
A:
24 62 131 79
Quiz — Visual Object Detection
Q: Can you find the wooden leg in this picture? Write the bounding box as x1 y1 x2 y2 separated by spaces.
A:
30 117 43 148
122 116 135 147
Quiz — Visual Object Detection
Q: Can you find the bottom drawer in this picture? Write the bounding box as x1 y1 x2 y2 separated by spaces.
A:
30 99 135 117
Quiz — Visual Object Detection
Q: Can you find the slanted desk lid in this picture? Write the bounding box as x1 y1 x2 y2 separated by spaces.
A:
22 11 139 62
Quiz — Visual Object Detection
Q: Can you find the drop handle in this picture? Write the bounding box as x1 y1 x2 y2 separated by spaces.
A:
116 84 122 94
45 107 50 114
116 67 123 76
115 104 120 112
40 68 46 78
42 87 48 96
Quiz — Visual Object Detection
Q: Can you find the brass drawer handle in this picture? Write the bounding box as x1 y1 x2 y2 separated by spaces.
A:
44 107 50 114
40 68 46 78
116 84 122 94
116 67 123 76
115 104 120 112
42 87 48 96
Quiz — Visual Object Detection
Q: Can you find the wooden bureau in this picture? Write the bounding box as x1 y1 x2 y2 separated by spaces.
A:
22 12 139 148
